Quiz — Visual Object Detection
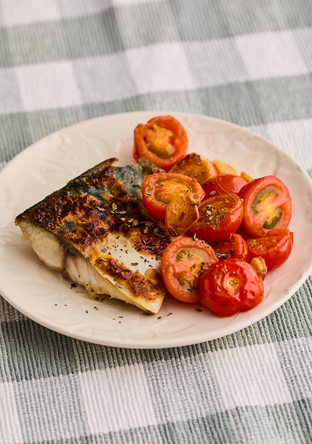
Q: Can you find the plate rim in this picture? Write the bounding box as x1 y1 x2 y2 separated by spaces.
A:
1 110 312 349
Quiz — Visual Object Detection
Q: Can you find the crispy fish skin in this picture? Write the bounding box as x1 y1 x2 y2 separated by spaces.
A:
15 158 171 313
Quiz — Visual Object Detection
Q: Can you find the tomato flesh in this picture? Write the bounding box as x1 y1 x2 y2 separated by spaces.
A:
190 193 244 243
199 258 264 316
143 173 205 221
155 179 190 204
133 115 188 171
214 233 250 261
246 229 293 270
161 237 219 303
145 124 175 158
239 175 292 237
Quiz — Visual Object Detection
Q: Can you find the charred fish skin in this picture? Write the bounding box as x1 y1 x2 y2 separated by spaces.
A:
76 157 163 201
15 159 171 314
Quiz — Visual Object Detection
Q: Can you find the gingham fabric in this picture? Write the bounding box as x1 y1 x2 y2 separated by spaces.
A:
1 1 312 443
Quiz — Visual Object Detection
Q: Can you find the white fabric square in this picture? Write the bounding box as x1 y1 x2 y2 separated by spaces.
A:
2 0 60 25
79 365 157 434
14 375 86 441
185 38 249 87
113 0 162 4
0 382 23 443
209 343 292 410
293 28 312 71
74 54 137 103
145 353 222 423
236 31 309 80
126 42 194 94
15 62 81 111
267 119 312 171
0 68 23 115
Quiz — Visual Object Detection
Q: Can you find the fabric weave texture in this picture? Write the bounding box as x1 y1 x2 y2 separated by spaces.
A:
0 0 312 443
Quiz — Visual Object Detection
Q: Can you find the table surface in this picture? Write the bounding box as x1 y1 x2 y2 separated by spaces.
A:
1 0 312 443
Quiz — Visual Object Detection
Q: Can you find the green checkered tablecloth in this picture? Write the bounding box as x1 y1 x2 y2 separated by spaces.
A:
1 0 312 443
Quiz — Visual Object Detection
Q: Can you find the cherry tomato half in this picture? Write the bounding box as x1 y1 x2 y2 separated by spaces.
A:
142 173 205 221
190 193 244 243
246 229 293 270
169 153 218 185
239 175 292 237
161 237 219 303
199 258 264 316
133 115 188 171
203 174 248 198
214 233 250 262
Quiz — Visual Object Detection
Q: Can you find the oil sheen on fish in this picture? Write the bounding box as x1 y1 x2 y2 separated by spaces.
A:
15 158 171 314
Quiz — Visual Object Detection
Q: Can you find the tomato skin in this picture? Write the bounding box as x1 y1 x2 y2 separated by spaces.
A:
161 237 219 303
246 229 293 270
235 223 252 241
190 193 244 243
142 173 205 221
239 175 292 237
199 259 264 316
214 233 250 262
133 115 188 171
203 174 247 198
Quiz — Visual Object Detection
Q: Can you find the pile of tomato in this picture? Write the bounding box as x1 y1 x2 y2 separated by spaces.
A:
133 115 294 317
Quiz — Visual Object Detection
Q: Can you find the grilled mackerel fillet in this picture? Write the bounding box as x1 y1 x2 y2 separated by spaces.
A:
15 158 171 314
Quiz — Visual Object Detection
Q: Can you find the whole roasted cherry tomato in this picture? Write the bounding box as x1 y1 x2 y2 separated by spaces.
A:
161 237 219 303
199 258 264 316
133 115 188 171
239 175 292 237
142 173 205 221
214 233 250 261
246 229 293 270
203 174 248 197
190 193 244 243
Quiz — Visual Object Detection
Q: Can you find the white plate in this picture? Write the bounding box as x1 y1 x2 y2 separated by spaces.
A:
1 112 312 349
